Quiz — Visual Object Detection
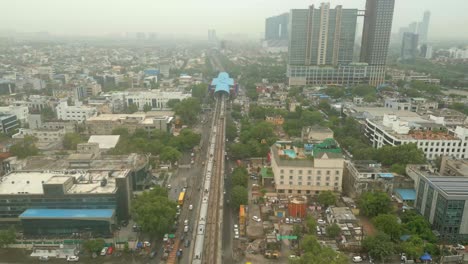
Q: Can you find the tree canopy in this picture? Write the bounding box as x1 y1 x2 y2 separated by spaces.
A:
231 167 248 188
362 232 395 263
0 227 15 248
372 214 401 240
318 191 337 208
173 98 202 126
63 132 84 150
83 239 105 254
132 186 177 237
231 185 248 210
358 191 392 217
290 235 348 264
10 136 39 159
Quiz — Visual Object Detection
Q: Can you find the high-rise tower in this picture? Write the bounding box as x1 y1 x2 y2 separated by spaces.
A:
418 11 431 44
360 0 395 85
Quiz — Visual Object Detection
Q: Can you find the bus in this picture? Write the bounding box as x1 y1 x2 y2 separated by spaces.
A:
178 192 185 205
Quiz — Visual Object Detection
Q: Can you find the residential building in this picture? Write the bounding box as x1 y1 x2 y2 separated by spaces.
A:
288 3 372 86
415 175 468 242
360 0 395 85
270 140 344 195
12 128 65 150
343 160 394 198
401 32 419 61
384 98 438 112
301 126 334 143
0 105 29 122
125 91 191 111
85 112 174 135
56 101 97 123
265 115 284 126
0 114 19 134
365 114 468 160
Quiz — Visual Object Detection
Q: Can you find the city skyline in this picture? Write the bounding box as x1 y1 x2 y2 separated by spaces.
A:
1 0 467 40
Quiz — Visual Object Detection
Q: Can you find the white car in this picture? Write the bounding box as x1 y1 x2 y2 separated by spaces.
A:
234 233 239 239
317 219 326 225
163 234 169 242
184 225 189 233
67 255 79 262
184 219 189 226
352 256 363 262
285 217 290 224
456 244 465 250
100 247 108 256
189 204 193 210
252 216 261 222
234 224 238 229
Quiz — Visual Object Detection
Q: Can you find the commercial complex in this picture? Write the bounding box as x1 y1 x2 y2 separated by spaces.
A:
125 91 191 111
418 11 431 44
263 13 289 52
270 139 344 195
56 101 97 123
0 114 19 134
364 114 468 160
85 112 174 135
415 175 468 242
0 105 29 122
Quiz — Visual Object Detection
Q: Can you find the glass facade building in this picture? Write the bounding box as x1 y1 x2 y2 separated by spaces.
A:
265 13 289 41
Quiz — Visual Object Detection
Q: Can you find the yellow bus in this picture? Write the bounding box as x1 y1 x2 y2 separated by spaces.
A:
178 192 185 205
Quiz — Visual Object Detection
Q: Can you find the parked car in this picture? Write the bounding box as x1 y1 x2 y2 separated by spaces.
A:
38 256 49 261
317 219 326 225
184 225 189 233
285 218 290 224
252 216 261 222
352 256 363 262
233 224 238 229
184 239 191 248
120 220 128 227
294 218 302 223
67 256 79 262
456 244 466 250
189 204 193 210
107 246 114 255
234 233 239 239
163 234 169 242
184 219 189 226
180 234 185 241
100 247 108 256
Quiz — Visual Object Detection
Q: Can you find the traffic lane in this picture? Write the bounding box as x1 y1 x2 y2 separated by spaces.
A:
222 160 235 264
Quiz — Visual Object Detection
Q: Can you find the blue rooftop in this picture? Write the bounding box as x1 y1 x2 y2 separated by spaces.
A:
19 209 115 220
378 173 394 178
211 72 233 94
395 189 416 201
144 69 160 76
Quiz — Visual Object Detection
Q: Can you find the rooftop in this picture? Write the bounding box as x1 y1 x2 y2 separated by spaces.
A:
0 170 129 195
19 209 115 220
88 135 120 149
425 176 468 199
395 188 416 201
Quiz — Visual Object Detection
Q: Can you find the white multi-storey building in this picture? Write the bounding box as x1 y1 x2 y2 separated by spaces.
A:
365 114 468 160
56 101 97 123
0 105 29 122
125 91 191 110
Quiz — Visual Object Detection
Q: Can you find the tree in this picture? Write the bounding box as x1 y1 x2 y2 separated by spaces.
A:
132 186 177 237
231 185 248 210
160 146 181 164
173 98 201 126
191 83 207 99
167 99 181 108
226 120 237 142
401 235 425 260
292 224 303 239
169 129 201 151
143 103 152 112
401 210 437 243
372 214 401 240
83 239 105 254
358 191 392 217
10 136 39 159
126 102 139 114
305 216 317 234
231 167 248 188
112 127 130 138
362 232 395 263
326 223 341 238
63 132 83 150
229 143 252 160
290 235 348 264
376 143 426 167
318 191 337 208
0 227 15 248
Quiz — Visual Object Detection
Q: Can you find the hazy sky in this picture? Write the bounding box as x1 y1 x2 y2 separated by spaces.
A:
1 0 467 40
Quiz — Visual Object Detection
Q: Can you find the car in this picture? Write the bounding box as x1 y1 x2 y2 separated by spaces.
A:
285 217 290 224
189 204 193 210
191 153 195 157
234 229 239 235
234 224 238 229
100 247 108 256
182 188 187 192
184 239 191 248
234 233 239 239
456 244 466 250
107 246 114 255
252 216 261 222
401 253 407 262
167 184 171 189
67 256 79 262
294 218 302 223
352 256 363 262
184 219 189 226
39 256 49 261
184 225 189 233
317 219 326 225
163 234 169 242
120 220 128 227
150 251 157 258
289 255 298 259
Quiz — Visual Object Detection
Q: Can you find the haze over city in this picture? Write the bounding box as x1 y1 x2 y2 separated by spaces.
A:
1 0 468 40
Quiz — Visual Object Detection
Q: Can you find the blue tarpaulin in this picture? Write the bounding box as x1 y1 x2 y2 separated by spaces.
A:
420 252 432 261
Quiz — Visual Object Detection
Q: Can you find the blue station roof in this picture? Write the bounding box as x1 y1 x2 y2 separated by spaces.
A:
19 209 115 220
211 72 233 94
395 189 416 201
